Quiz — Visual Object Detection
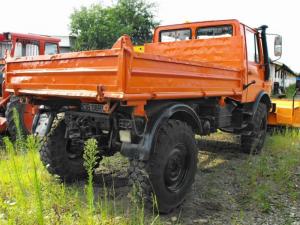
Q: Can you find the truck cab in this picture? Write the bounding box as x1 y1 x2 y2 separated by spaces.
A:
0 32 60 56
0 32 60 92
145 20 275 104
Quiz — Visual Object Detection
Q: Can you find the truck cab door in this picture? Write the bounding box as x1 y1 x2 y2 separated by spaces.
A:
245 27 264 102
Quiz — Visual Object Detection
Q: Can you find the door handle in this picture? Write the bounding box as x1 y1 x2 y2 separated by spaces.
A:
243 80 256 90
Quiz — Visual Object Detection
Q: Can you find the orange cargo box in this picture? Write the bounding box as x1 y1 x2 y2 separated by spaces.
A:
5 35 243 103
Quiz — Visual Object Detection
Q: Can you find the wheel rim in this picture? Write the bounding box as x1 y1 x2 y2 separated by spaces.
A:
164 144 189 193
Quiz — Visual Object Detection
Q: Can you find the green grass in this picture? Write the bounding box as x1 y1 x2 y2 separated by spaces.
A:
1 110 300 223
0 136 162 225
239 129 300 213
0 112 161 224
285 84 297 99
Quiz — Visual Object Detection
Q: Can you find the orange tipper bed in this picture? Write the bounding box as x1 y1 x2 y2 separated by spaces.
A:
5 20 270 108
5 36 243 102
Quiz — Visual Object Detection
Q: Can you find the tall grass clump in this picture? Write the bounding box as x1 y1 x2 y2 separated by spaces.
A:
83 138 99 216
12 108 25 151
27 135 44 225
3 137 26 205
129 185 145 225
4 107 45 224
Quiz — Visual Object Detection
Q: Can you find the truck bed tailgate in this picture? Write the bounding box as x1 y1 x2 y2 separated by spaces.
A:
6 49 122 99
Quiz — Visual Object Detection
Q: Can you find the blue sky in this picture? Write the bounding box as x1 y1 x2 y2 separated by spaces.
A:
0 0 299 72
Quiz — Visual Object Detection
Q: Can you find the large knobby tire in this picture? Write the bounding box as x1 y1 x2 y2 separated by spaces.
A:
5 96 33 141
241 103 268 154
128 119 198 213
40 116 87 183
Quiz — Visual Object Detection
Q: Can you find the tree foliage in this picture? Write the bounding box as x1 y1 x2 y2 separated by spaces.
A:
70 0 159 51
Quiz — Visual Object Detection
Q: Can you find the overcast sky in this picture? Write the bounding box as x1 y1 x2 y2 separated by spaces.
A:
0 0 299 72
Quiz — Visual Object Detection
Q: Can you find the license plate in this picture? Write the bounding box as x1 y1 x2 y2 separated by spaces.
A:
80 103 104 113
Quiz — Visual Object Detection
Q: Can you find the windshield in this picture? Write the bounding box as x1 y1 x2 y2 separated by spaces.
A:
0 42 12 59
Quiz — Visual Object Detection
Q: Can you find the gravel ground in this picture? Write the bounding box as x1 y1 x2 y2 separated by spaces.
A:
91 132 300 225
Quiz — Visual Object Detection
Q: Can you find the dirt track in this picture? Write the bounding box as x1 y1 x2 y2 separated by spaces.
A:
90 133 300 225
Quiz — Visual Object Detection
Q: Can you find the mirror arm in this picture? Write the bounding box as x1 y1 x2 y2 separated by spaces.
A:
270 55 282 63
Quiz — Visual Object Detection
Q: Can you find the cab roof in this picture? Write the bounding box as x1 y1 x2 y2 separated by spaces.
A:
1 32 60 43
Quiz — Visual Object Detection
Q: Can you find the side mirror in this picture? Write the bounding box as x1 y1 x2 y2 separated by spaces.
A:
274 35 282 57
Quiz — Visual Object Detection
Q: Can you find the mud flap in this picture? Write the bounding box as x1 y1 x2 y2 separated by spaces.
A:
32 112 55 137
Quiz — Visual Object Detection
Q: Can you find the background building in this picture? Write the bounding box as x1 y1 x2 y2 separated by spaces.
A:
270 61 297 89
53 35 76 53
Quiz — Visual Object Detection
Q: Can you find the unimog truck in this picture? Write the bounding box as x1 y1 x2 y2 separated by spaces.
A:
4 19 282 213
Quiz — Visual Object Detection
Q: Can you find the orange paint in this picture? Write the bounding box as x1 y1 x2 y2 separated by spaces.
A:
4 20 271 116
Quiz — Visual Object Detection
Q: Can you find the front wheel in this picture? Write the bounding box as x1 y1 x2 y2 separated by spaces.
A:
128 119 197 213
241 103 268 154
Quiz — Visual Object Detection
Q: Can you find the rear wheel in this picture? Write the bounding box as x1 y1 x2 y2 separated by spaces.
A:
40 116 88 182
5 96 34 140
241 103 268 154
128 119 197 213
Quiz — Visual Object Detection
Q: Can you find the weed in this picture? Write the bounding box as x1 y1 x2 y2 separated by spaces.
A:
83 138 99 219
12 108 25 152
129 184 145 225
3 137 26 204
27 135 44 225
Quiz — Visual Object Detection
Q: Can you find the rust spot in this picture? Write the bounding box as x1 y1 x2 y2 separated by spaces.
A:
96 85 105 101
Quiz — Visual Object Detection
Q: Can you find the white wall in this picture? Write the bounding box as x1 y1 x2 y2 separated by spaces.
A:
269 63 296 88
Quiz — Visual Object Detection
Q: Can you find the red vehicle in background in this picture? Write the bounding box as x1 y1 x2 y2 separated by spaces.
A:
0 32 60 138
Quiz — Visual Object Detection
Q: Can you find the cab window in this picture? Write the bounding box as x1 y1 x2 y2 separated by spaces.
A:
197 25 233 39
0 42 12 58
245 28 260 63
45 43 58 55
14 42 23 57
14 42 39 57
160 29 191 42
26 43 39 56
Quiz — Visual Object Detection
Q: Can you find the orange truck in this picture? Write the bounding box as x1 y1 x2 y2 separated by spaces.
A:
4 19 282 213
0 32 60 138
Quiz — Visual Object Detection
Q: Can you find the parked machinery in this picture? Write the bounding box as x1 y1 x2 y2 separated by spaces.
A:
0 32 60 138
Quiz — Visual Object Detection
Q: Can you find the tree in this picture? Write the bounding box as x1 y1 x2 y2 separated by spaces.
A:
70 0 159 51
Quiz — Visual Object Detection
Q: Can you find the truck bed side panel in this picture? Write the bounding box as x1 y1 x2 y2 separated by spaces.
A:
127 54 243 99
